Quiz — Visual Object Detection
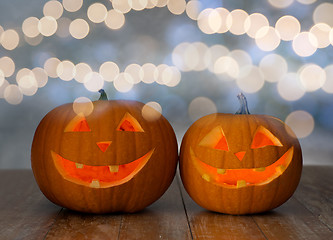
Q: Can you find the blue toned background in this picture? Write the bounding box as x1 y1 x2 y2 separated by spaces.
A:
0 0 332 168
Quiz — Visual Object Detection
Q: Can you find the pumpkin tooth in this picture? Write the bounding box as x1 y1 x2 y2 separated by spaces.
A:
237 180 247 188
75 163 83 169
276 165 286 174
109 165 119 172
202 174 211 182
253 167 266 172
90 180 100 188
217 169 226 174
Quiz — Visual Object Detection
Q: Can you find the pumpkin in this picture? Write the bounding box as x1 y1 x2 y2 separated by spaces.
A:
31 90 178 213
180 93 302 214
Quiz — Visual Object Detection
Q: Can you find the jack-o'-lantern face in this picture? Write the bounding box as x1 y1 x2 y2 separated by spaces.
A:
192 124 292 188
31 99 178 213
51 112 154 189
180 113 302 214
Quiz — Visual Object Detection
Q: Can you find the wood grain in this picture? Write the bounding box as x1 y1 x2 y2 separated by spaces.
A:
177 176 267 240
294 166 333 231
0 170 61 240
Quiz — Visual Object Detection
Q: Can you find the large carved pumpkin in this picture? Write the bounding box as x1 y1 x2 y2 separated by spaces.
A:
180 94 302 214
31 91 178 213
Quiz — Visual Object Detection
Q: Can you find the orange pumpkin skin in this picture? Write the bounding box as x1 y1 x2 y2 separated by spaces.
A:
180 113 302 215
31 100 178 213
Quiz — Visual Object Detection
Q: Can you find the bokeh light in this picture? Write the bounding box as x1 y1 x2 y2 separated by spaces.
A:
310 23 331 48
83 72 104 92
22 17 40 38
44 57 61 78
299 64 326 92
188 97 217 121
322 65 333 93
113 72 134 92
4 84 23 105
186 0 202 20
167 0 186 15
1 29 19 50
62 0 83 12
73 97 94 116
268 0 294 8
142 63 157 84
275 15 300 41
111 0 131 14
285 111 314 138
38 16 58 37
74 62 92 83
214 56 239 79
69 18 89 39
259 54 288 82
124 64 143 84
255 26 281 51
87 3 107 23
277 73 305 101
43 0 63 20
226 9 248 35
105 10 125 30
142 101 162 121
236 66 265 93
56 60 76 81
292 32 317 57
244 13 269 38
0 56 15 77
313 3 333 26
32 67 48 88
99 61 119 82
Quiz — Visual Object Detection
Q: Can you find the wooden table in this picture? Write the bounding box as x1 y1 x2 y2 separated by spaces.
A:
0 166 332 240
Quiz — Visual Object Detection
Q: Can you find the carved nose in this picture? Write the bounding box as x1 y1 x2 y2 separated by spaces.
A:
96 141 112 152
235 151 246 161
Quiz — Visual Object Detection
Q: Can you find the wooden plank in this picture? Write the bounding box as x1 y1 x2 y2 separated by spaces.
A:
45 210 122 240
253 197 333 240
294 166 333 231
177 175 267 240
118 178 192 240
0 170 61 240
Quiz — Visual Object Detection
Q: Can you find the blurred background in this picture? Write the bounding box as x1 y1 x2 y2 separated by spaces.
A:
0 0 332 168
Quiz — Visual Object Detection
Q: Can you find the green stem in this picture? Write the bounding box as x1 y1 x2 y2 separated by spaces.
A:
98 89 108 100
235 93 250 114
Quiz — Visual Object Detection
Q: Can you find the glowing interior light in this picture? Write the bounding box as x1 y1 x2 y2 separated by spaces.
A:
268 0 294 8
0 56 15 77
285 111 314 139
277 73 305 101
255 26 281 51
69 19 89 39
186 0 202 20
275 15 301 41
4 84 23 105
142 101 162 121
299 64 326 92
74 63 92 83
226 9 249 35
322 65 333 93
244 13 269 38
167 0 186 15
1 29 19 50
22 17 40 38
313 3 333 26
87 3 107 23
43 0 63 19
38 16 58 37
32 67 48 88
99 61 119 82
236 66 265 93
44 57 61 78
83 72 104 92
56 60 76 81
124 64 143 84
259 54 288 82
188 97 217 121
292 32 318 57
310 23 331 48
113 72 134 93
62 0 83 12
111 0 131 13
73 97 94 116
105 9 125 30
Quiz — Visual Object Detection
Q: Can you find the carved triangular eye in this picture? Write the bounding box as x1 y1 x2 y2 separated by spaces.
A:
199 126 229 151
64 114 91 132
251 126 282 149
117 113 144 132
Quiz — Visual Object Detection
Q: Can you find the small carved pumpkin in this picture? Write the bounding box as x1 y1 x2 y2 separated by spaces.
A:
31 90 178 213
180 94 302 214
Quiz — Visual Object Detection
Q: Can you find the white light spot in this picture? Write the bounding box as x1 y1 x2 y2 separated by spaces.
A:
142 101 162 121
62 0 83 12
313 3 333 27
99 61 119 82
69 19 89 39
1 29 19 50
255 26 281 51
285 111 314 138
226 9 249 35
277 73 305 101
113 72 134 92
236 66 265 93
4 84 23 105
275 15 300 41
310 23 331 48
74 63 92 83
188 97 217 121
292 32 317 57
44 57 61 78
105 9 125 30
43 0 63 19
57 60 76 81
0 56 15 77
83 72 104 92
244 13 269 38
38 16 58 37
299 64 326 92
322 65 333 93
73 97 94 116
87 3 107 23
259 54 288 82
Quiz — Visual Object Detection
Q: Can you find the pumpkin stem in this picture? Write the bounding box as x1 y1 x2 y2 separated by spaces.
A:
98 89 108 100
235 93 250 115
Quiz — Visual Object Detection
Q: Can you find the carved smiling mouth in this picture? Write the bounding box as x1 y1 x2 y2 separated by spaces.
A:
51 149 154 188
191 147 293 188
